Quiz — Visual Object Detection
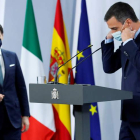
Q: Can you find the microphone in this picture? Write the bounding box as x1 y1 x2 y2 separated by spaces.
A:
68 47 101 84
54 45 93 84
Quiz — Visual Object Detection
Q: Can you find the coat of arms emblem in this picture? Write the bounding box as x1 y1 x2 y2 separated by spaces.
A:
51 88 59 99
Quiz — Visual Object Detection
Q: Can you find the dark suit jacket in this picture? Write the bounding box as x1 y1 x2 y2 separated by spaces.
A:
0 49 30 128
101 33 140 122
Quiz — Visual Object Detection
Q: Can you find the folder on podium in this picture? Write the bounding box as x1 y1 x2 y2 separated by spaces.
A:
29 84 132 140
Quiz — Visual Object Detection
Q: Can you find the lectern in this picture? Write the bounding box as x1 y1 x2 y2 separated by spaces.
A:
29 84 132 140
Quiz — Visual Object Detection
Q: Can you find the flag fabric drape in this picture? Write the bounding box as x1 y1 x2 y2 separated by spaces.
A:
21 0 55 139
49 0 74 139
75 0 101 139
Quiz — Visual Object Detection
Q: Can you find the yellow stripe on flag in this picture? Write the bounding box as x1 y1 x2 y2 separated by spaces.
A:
63 23 73 69
51 28 68 84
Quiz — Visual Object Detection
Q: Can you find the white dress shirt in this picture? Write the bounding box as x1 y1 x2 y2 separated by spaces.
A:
0 49 5 79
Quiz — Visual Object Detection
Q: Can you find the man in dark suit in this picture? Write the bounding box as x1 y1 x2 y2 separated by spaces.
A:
0 25 30 139
101 2 140 140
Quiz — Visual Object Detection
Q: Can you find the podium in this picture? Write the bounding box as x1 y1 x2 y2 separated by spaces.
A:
29 84 132 140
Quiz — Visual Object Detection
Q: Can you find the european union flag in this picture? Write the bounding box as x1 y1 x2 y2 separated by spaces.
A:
75 0 101 139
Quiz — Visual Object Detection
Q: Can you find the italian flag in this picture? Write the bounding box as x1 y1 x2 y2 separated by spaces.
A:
21 0 55 139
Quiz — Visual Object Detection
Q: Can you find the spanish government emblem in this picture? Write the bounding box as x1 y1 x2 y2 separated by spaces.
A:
51 88 59 99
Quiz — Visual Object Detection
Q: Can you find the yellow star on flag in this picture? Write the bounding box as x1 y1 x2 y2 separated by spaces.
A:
89 105 97 116
77 50 84 61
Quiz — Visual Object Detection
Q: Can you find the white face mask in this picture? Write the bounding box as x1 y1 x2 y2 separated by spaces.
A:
112 21 126 41
112 31 122 41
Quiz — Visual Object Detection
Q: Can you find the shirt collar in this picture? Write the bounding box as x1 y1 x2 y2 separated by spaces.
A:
0 49 2 56
134 27 140 39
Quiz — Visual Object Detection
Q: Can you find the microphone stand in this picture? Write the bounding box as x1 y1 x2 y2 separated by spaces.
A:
54 45 93 84
68 47 101 84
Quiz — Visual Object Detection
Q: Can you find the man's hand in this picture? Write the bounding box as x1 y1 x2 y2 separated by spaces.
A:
106 30 113 39
21 116 30 133
0 94 4 102
122 28 136 42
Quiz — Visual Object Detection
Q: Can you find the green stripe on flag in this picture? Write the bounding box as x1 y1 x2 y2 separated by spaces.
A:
23 0 42 61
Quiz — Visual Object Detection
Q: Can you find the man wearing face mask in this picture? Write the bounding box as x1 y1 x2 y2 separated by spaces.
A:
101 2 140 140
0 25 30 140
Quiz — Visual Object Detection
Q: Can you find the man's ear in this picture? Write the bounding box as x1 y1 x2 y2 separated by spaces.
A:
126 18 133 26
123 19 133 30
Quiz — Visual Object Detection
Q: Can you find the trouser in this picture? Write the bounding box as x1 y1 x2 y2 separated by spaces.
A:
119 121 140 140
0 101 21 140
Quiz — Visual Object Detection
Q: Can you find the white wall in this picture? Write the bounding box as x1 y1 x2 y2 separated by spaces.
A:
2 0 140 140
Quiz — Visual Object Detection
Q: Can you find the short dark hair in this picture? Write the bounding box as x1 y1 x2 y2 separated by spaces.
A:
0 25 3 34
104 2 139 24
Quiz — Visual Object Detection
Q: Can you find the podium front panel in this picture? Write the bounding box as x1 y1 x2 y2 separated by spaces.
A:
29 84 84 105
29 84 132 105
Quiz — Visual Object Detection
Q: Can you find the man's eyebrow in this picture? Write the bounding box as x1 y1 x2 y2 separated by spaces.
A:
110 27 118 30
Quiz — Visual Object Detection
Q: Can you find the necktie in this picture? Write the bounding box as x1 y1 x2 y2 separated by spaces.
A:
0 58 3 86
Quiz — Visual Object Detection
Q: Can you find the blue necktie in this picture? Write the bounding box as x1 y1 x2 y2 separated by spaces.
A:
0 62 3 86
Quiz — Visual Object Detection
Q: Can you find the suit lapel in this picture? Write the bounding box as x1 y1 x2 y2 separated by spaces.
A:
1 49 9 87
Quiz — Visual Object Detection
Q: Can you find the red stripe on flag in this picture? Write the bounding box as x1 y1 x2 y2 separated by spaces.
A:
68 68 74 84
54 0 66 46
21 116 54 140
51 106 71 140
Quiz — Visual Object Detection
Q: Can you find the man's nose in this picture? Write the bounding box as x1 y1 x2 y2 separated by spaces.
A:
111 30 116 33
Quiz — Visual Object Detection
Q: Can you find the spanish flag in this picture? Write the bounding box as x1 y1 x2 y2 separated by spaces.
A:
49 0 74 139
